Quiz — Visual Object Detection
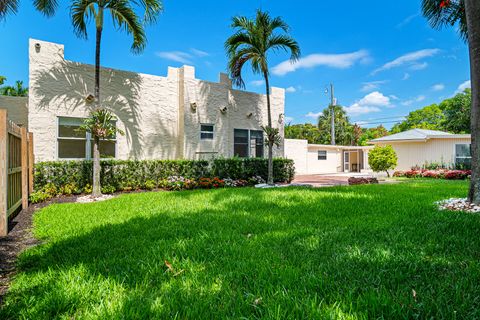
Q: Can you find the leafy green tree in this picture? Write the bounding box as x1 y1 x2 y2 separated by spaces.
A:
0 76 5 85
441 89 471 133
390 104 446 133
71 0 162 196
284 123 323 144
358 125 388 146
368 145 398 177
317 105 354 145
422 0 480 203
0 80 28 97
225 10 300 185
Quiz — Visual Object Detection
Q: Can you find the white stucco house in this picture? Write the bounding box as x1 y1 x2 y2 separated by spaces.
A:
284 139 373 175
370 129 471 170
0 39 286 162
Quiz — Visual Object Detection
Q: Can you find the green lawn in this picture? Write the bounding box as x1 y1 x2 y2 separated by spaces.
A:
1 180 480 319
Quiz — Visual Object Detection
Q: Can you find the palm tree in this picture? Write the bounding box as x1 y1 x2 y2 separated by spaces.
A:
71 0 162 196
0 80 28 96
225 9 300 185
422 0 480 203
0 0 57 20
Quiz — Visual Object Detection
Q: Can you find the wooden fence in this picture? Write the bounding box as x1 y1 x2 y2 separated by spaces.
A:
0 109 34 236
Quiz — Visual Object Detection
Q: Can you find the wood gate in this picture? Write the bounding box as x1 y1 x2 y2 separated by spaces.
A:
0 109 34 236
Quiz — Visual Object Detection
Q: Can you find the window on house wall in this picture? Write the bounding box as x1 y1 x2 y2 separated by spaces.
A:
318 150 327 160
57 117 117 159
234 129 264 158
455 144 471 168
200 124 214 140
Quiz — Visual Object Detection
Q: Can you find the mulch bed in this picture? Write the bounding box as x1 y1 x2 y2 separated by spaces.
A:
0 196 78 306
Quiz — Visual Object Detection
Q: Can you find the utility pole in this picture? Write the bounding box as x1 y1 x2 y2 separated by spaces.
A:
330 83 336 145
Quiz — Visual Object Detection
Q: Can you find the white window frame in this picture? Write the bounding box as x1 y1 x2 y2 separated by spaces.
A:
233 129 264 158
454 143 471 166
57 116 117 160
318 150 327 160
200 123 214 140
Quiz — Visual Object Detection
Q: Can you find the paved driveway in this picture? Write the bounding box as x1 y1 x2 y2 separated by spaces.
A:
292 174 350 187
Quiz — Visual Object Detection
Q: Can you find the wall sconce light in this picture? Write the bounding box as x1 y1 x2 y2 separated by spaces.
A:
219 106 228 114
246 112 253 118
85 94 95 103
34 43 41 52
278 113 285 124
190 102 197 111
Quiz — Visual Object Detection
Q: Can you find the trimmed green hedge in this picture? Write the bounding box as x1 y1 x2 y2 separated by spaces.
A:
34 158 295 192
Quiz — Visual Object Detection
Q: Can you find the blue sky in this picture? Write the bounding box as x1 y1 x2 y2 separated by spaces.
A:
0 0 471 128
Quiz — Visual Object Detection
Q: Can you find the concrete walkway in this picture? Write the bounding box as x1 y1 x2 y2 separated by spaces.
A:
292 174 350 187
292 172 378 187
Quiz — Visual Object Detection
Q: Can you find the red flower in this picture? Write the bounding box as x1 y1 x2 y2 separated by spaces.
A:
440 0 450 8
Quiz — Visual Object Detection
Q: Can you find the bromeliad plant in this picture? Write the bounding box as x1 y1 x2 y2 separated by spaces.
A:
80 109 124 196
225 10 300 185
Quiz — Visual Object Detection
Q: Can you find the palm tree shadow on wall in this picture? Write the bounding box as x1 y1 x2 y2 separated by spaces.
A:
32 60 144 158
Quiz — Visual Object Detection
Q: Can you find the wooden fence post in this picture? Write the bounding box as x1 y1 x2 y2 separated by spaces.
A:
28 132 34 194
0 110 8 236
21 127 28 209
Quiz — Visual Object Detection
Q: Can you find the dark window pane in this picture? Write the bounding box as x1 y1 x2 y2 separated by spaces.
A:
201 125 214 132
234 144 248 158
59 117 85 138
456 144 471 157
318 150 327 160
201 132 214 140
91 140 116 158
234 129 248 144
58 139 86 159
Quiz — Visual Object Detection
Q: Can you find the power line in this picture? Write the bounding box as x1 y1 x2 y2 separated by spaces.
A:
355 120 404 125
353 115 407 122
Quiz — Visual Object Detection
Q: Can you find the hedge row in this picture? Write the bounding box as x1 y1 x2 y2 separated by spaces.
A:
33 158 295 192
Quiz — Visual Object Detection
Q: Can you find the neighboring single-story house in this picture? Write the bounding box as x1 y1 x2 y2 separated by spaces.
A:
1 39 286 162
285 139 373 174
370 129 471 170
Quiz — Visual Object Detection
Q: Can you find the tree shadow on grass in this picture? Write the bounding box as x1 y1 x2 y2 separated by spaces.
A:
1 184 480 319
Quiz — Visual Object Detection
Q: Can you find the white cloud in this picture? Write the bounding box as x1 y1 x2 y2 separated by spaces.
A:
397 13 419 28
272 50 370 76
401 95 426 106
344 91 391 116
306 111 323 119
190 48 209 57
156 48 209 63
410 62 428 71
372 49 440 74
389 95 400 100
456 80 471 93
361 80 388 92
285 86 297 93
250 80 265 86
402 73 411 80
432 83 445 91
156 51 193 64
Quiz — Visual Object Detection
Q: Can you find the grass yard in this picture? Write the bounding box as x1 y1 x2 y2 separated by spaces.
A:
1 180 480 319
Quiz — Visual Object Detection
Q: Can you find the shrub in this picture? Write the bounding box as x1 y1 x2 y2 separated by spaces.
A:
368 145 398 177
34 158 295 193
393 171 405 177
101 185 116 194
144 180 156 191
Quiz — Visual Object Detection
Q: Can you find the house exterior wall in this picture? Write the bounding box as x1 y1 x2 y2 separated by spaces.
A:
284 139 308 174
28 39 285 162
0 96 28 127
306 147 342 174
376 137 471 170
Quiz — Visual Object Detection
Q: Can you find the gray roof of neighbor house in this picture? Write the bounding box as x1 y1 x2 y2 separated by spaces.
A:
370 129 470 143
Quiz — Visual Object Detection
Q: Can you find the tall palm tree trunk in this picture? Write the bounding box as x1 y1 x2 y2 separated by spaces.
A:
264 71 274 185
92 25 103 197
466 0 480 203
